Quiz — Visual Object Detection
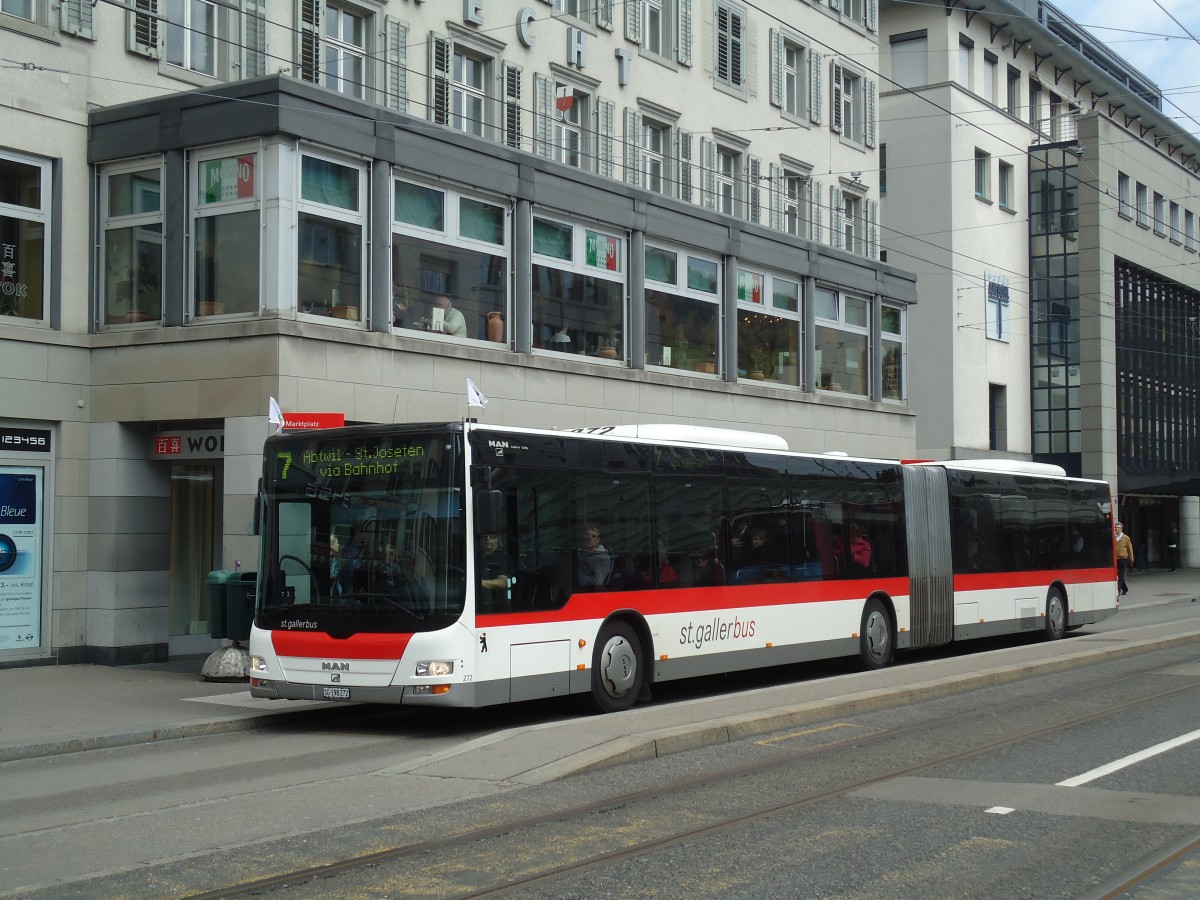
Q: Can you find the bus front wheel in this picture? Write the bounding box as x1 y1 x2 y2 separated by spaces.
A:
589 620 643 714
859 598 894 670
1044 588 1067 641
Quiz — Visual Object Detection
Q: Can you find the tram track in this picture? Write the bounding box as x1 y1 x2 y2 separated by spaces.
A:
179 657 1200 899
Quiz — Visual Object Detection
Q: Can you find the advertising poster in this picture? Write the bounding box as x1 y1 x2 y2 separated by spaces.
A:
0 467 43 651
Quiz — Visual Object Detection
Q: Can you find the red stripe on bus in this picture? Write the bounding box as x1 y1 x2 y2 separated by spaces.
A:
272 631 413 660
953 568 1116 592
477 577 911 626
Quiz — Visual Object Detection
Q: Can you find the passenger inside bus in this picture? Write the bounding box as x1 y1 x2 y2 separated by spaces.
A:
478 532 515 611
576 523 613 589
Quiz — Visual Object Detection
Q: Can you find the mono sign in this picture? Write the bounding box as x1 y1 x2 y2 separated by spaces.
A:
150 430 225 461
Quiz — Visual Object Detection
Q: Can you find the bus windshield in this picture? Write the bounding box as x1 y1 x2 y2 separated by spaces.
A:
257 428 465 636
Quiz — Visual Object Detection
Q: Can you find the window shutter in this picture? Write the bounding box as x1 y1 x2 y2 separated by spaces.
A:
624 108 641 185
678 129 693 203
597 97 615 178
296 0 321 84
243 0 267 78
429 33 451 125
625 0 643 44
809 51 823 124
61 0 95 40
128 0 159 58
831 60 844 134
504 63 523 149
747 155 761 224
830 186 844 249
866 199 879 260
769 29 783 108
596 0 614 31
677 0 693 66
730 10 744 87
716 6 730 84
701 137 716 210
809 179 821 243
533 73 554 158
866 0 878 33
828 0 841 12
383 17 408 111
865 78 877 148
769 163 783 231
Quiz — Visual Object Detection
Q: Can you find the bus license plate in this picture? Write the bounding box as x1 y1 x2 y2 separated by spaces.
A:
322 687 351 700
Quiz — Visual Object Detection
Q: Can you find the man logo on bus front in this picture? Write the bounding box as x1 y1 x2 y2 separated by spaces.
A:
480 632 488 653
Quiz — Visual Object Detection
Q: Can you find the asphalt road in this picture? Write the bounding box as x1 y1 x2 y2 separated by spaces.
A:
3 596 1198 899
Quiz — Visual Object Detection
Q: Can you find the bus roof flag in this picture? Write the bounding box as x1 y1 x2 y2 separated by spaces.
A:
268 397 284 433
467 379 489 410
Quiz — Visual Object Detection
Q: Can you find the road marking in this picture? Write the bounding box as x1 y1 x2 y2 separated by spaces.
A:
985 806 1015 815
1056 728 1200 787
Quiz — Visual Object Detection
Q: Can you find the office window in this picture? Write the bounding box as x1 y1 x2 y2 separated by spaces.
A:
297 153 365 323
814 287 869 396
1186 210 1196 252
321 4 365 98
958 36 973 91
839 0 873 29
1117 172 1132 219
130 0 266 81
701 138 744 215
998 160 1014 210
983 51 997 105
392 178 509 343
453 48 487 137
1028 79 1041 129
1136 182 1149 228
192 146 260 318
102 161 163 326
629 0 691 65
642 120 667 193
770 30 808 119
778 169 811 239
736 268 801 386
843 192 861 252
880 143 887 194
430 34 504 139
985 273 1010 341
532 214 625 359
975 149 990 200
0 150 50 324
832 61 873 145
881 303 905 401
2 0 35 20
1153 192 1166 236
716 148 737 215
714 1 745 92
1170 202 1182 243
553 86 588 168
165 0 216 76
644 243 721 375
1006 66 1020 117
890 32 927 88
536 75 614 176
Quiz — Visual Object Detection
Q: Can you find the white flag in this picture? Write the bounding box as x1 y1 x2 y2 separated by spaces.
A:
466 379 489 409
268 397 284 432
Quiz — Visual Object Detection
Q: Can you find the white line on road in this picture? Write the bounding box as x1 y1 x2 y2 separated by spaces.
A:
1056 728 1200 787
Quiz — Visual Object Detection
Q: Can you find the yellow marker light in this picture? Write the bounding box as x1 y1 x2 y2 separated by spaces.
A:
578 639 587 648
577 663 586 670
432 684 451 695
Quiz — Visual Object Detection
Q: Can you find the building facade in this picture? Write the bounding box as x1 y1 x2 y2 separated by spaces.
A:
1 1 918 665
879 0 1200 567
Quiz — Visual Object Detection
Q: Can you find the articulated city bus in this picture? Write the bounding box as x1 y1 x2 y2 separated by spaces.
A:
248 422 1117 712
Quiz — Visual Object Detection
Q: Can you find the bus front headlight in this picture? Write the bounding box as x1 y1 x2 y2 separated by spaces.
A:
415 660 454 677
248 655 270 673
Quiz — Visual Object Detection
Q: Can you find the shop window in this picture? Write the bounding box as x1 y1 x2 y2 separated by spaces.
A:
191 146 260 318
392 178 509 344
297 153 365 322
644 243 720 375
881 302 905 401
532 214 625 359
736 268 800 386
0 150 50 325
814 287 869 396
102 160 164 326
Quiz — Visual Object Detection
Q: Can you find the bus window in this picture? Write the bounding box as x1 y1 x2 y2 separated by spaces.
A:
727 461 789 584
571 471 653 591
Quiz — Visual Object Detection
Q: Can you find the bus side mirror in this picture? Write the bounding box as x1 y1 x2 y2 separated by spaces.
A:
253 478 263 536
475 490 503 534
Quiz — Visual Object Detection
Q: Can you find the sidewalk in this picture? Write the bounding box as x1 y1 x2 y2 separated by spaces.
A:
2 569 1197 777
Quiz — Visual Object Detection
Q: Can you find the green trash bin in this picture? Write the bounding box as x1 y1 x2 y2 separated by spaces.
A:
207 570 258 642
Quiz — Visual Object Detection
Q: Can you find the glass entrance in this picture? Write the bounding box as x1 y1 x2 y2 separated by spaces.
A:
167 463 218 636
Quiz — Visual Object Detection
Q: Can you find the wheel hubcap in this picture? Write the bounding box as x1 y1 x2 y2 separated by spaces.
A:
600 636 637 698
1049 597 1064 634
865 610 889 661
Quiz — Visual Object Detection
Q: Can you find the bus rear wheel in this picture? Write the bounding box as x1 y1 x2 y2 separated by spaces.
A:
859 598 894 670
1044 588 1067 641
589 620 643 713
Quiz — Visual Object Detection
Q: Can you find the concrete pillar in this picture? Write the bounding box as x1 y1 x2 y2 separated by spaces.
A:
1181 496 1199 568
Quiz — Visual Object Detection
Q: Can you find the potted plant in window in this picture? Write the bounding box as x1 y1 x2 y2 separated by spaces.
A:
598 330 619 359
748 348 771 380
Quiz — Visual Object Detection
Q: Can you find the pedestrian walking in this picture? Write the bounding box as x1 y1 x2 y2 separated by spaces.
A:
1114 521 1134 595
1168 522 1180 572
